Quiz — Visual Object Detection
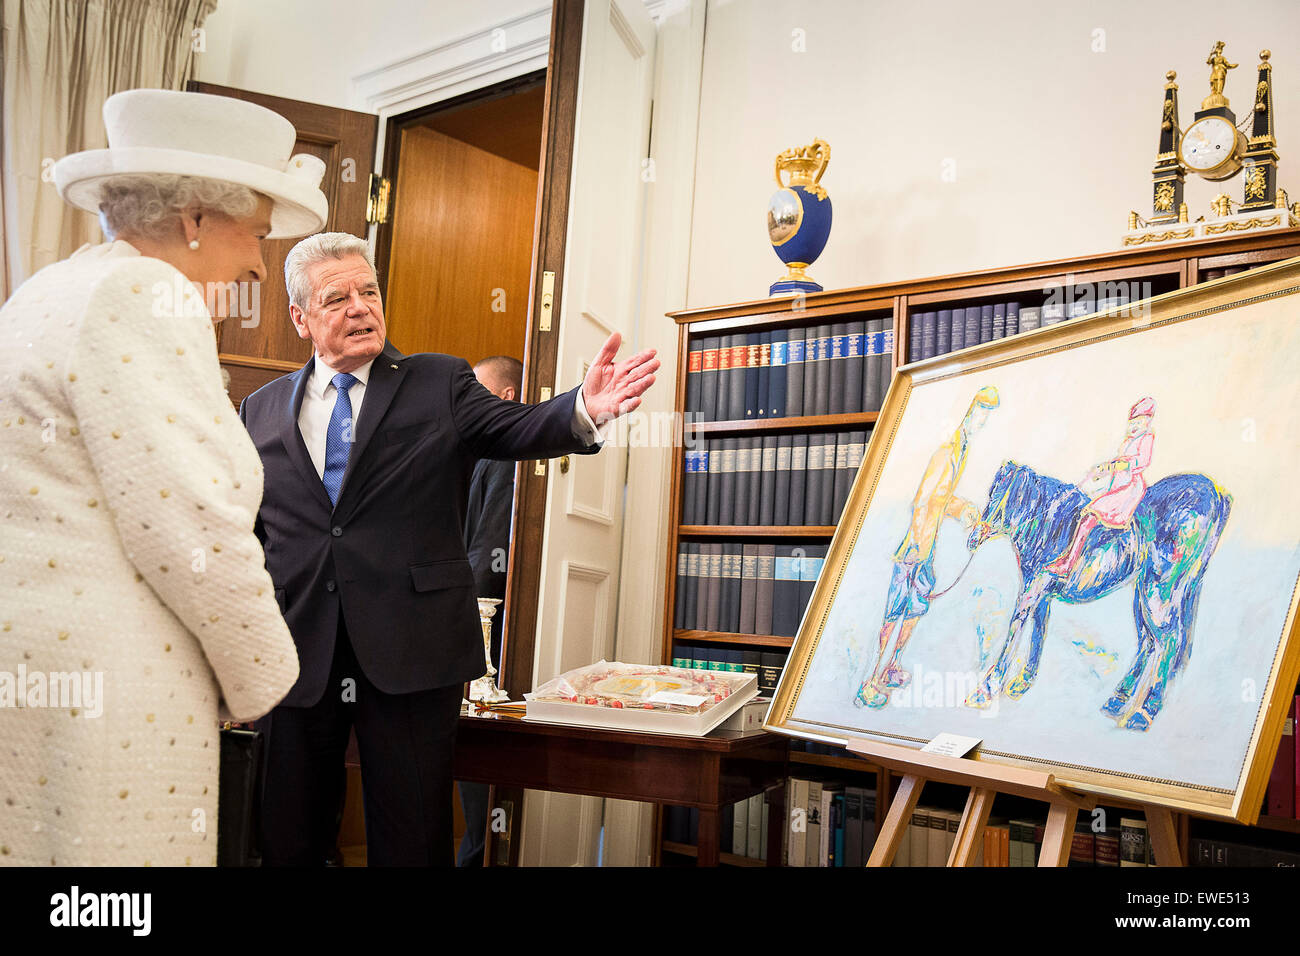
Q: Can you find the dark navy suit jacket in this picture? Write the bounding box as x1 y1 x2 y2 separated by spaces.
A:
239 341 596 707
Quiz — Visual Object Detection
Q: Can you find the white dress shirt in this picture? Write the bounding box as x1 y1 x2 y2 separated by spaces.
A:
297 353 604 479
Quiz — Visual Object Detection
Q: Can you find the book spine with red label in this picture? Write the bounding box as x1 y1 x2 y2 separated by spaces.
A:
716 335 735 421
728 339 749 422
1068 822 1096 867
686 341 703 417
699 337 720 422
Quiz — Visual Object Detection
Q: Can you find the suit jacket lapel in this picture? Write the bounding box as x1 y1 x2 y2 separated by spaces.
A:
335 341 407 513
280 357 335 513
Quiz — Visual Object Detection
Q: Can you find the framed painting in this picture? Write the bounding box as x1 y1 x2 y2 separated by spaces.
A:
765 256 1300 822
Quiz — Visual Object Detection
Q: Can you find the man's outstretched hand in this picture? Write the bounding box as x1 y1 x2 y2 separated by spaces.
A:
581 332 660 425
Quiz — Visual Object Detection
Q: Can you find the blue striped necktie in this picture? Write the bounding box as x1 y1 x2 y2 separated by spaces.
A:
322 371 359 506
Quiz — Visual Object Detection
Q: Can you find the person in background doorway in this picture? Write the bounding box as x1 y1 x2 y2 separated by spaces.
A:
456 355 523 867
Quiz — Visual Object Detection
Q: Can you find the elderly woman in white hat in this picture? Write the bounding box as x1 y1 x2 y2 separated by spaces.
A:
0 89 326 866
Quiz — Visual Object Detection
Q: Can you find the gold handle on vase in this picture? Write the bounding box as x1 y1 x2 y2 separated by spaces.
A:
809 139 831 185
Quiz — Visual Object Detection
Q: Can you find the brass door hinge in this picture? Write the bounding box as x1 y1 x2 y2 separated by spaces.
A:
367 174 391 224
534 386 553 475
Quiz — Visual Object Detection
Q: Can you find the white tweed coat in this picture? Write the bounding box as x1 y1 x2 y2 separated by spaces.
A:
0 241 299 866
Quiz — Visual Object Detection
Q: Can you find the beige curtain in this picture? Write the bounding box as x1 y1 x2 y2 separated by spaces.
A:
1 0 217 297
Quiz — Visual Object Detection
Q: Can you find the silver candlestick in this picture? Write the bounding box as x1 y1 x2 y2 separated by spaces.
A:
468 598 508 703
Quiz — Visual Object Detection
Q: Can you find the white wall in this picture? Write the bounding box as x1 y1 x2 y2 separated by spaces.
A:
195 0 545 108
683 0 1300 307
193 0 1300 302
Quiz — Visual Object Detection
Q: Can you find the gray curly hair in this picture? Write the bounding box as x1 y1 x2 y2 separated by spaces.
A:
284 232 375 311
96 174 259 241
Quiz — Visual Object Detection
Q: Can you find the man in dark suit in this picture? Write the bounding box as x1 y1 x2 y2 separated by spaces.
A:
455 355 522 867
239 233 658 866
462 356 522 678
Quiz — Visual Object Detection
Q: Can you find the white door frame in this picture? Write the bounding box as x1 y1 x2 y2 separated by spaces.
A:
348 2 682 174
350 5 552 180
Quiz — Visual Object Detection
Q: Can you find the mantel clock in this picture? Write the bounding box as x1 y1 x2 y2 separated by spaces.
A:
1125 43 1297 246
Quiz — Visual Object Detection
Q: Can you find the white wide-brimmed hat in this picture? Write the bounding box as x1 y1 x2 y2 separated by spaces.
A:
54 89 329 239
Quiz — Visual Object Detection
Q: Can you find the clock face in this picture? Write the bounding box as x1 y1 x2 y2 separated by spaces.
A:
1180 117 1238 173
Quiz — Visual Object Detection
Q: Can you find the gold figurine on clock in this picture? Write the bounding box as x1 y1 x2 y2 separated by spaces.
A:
1125 42 1298 246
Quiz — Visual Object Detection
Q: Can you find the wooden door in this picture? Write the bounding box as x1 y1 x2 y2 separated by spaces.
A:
516 0 657 868
186 81 377 405
382 125 538 363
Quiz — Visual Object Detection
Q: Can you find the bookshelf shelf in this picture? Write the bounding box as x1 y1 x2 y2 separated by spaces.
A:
677 524 836 538
790 751 878 773
673 629 793 648
660 227 1300 867
661 841 767 867
687 411 879 435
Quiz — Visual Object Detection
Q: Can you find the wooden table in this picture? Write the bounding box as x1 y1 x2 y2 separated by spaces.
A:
453 710 789 866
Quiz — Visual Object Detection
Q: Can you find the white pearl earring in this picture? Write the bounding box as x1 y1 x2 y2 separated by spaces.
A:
188 239 200 250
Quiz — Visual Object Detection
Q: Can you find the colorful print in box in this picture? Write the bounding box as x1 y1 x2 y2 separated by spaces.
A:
524 661 759 736
767 139 833 296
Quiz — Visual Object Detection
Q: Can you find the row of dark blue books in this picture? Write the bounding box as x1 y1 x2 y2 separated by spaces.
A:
685 321 894 422
908 293 1135 362
675 543 825 637
905 269 1247 368
682 432 866 527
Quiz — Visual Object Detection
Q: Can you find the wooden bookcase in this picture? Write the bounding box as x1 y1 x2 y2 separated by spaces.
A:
658 226 1300 866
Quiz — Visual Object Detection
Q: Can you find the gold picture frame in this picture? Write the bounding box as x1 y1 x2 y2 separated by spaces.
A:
765 256 1300 822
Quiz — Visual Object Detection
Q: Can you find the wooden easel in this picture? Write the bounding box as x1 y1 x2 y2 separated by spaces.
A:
846 738 1183 867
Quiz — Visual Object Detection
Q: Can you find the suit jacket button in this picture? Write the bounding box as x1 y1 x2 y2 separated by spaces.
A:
331 526 342 537
326 580 337 592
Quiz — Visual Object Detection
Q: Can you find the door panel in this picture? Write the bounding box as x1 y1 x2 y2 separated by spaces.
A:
557 562 611 675
519 0 656 868
565 315 618 527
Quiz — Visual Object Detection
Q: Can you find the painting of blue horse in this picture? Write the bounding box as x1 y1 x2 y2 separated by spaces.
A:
775 271 1300 815
965 461 1232 730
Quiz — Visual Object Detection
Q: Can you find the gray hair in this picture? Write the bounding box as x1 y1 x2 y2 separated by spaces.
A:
284 232 375 310
96 174 258 241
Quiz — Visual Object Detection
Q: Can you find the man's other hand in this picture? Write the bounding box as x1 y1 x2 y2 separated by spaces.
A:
580 332 660 425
